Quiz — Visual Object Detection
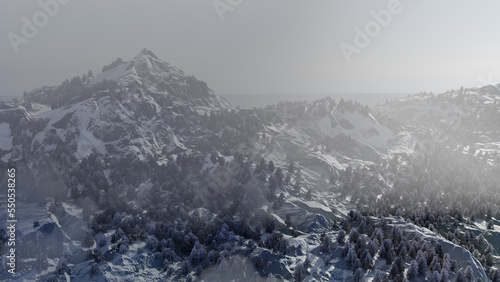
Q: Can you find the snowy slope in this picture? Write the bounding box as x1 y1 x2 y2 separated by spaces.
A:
1 51 498 281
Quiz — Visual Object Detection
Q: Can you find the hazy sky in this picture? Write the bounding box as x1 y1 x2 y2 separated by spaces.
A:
1 1 500 98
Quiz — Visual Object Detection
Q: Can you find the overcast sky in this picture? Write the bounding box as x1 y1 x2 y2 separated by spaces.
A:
1 0 500 98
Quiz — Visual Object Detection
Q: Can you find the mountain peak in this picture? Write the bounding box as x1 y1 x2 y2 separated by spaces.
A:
88 49 233 111
137 48 159 60
134 48 160 62
23 49 232 112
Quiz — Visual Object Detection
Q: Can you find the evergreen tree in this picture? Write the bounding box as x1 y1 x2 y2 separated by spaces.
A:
275 168 284 185
337 229 346 245
361 249 372 269
346 248 357 266
432 271 441 282
456 271 466 282
349 228 360 243
407 260 419 280
268 160 275 172
353 259 362 272
440 268 449 282
353 268 364 282
487 220 494 230
285 215 293 227
416 250 427 276
465 265 474 280
373 270 384 282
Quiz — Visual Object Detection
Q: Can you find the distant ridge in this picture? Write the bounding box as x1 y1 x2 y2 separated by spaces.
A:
221 93 410 109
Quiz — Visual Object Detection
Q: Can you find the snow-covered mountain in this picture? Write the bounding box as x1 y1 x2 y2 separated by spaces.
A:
375 86 500 166
6 49 232 164
0 50 498 281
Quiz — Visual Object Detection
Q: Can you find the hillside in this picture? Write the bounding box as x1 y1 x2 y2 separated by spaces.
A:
0 50 498 281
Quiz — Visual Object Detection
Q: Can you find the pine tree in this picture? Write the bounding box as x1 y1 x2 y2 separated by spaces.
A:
379 239 393 263
485 252 494 266
407 260 419 280
390 256 405 279
440 268 449 282
442 253 452 272
320 235 333 254
465 265 474 280
268 160 275 172
361 249 372 269
346 248 357 266
368 240 377 257
189 241 207 264
266 219 276 233
416 250 427 276
353 268 364 282
477 233 486 246
429 256 441 272
341 241 351 257
275 168 284 185
337 229 346 245
353 258 362 272
373 270 384 282
456 271 466 282
487 220 494 230
349 228 360 243
432 271 441 282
